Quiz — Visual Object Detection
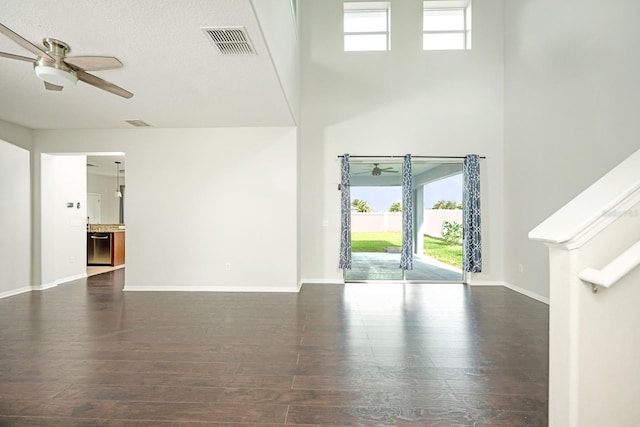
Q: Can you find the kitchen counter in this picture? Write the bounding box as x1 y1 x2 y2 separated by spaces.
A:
87 224 125 233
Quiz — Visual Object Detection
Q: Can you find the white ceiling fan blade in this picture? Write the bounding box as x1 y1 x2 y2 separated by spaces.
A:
77 69 133 99
44 81 63 91
65 56 123 71
0 51 35 62
0 23 53 60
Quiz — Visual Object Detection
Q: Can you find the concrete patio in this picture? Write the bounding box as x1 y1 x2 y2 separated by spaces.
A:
344 252 463 282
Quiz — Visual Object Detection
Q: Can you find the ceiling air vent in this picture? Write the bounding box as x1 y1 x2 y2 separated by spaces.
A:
202 27 256 55
125 119 151 128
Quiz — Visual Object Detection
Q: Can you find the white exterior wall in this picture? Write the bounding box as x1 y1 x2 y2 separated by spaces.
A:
298 0 505 284
351 212 402 233
351 210 462 237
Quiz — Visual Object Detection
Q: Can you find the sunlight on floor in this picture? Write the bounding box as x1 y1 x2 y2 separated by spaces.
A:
86 265 125 277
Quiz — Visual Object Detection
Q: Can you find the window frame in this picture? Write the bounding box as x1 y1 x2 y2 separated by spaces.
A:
423 1 471 51
344 2 391 52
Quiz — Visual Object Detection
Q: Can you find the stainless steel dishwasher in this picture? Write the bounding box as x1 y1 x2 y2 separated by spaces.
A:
87 232 112 265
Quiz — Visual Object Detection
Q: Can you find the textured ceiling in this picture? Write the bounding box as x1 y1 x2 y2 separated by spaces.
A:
0 0 294 130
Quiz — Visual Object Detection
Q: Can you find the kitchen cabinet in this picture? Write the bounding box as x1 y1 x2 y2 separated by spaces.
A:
112 232 125 266
87 231 125 266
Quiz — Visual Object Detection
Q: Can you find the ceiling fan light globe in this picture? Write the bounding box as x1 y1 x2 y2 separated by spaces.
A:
34 65 78 87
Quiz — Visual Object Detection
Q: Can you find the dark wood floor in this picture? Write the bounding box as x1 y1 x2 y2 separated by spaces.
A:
0 270 549 426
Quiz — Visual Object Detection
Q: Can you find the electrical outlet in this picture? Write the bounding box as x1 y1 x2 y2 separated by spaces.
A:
224 262 231 271
69 256 76 264
518 263 524 273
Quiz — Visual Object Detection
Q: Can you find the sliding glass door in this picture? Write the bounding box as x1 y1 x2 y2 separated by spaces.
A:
344 159 464 283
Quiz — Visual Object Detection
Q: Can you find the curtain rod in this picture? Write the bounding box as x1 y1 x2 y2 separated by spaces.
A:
336 155 486 159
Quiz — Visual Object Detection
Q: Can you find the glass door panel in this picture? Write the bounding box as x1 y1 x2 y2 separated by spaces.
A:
406 161 464 282
345 161 403 281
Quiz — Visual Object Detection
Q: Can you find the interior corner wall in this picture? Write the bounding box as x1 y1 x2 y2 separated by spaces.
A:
0 139 31 297
251 0 300 123
503 0 640 299
297 0 505 283
33 127 298 291
0 118 33 151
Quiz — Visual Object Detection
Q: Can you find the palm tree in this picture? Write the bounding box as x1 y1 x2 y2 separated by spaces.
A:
432 200 462 209
389 202 402 212
351 199 373 212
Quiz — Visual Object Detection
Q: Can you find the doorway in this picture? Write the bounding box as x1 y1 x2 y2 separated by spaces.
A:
344 160 464 282
86 154 126 277
87 193 101 224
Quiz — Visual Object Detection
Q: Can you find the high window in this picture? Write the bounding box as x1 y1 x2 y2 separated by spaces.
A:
344 2 390 51
423 0 471 50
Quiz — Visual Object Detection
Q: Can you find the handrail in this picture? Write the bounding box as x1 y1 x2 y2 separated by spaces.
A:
578 240 640 289
529 148 640 248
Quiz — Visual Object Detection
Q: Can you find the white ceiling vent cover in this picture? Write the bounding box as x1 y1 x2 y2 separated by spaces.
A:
202 27 256 55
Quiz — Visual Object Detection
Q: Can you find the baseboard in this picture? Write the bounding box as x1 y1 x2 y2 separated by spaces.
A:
123 285 300 293
503 281 550 305
467 280 505 287
32 273 88 292
0 286 32 299
299 278 345 286
31 281 58 291
56 273 88 285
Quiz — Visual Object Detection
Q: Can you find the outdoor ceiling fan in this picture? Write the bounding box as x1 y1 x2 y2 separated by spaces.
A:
0 22 133 98
356 163 399 176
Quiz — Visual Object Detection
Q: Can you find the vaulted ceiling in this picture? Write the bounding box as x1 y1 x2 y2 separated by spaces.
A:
0 0 295 130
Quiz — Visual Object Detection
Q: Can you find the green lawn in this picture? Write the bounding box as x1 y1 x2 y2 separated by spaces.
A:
351 231 463 269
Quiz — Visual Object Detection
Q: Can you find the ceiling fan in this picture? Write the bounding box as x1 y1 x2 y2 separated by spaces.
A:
0 22 133 98
356 163 399 176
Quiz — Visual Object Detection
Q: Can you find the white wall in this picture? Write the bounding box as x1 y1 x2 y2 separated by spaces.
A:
298 0 505 283
39 154 87 288
32 127 298 291
50 156 87 284
0 140 31 297
251 0 300 123
0 118 32 151
503 0 640 299
87 174 125 224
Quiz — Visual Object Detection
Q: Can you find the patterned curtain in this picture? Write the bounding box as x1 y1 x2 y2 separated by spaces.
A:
463 154 482 272
339 154 352 269
400 154 413 270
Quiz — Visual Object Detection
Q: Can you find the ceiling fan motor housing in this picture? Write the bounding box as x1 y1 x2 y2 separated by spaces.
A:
33 38 78 87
